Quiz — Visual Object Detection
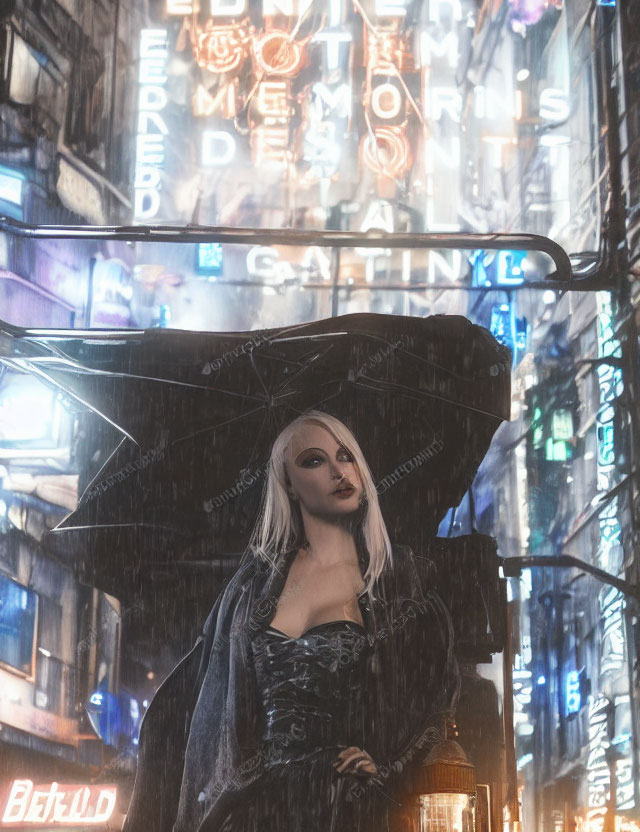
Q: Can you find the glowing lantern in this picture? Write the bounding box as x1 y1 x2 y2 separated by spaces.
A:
413 728 477 832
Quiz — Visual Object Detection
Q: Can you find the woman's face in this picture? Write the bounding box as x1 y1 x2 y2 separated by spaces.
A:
284 424 363 517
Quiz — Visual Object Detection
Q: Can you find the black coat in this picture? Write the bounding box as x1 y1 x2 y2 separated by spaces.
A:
122 538 460 832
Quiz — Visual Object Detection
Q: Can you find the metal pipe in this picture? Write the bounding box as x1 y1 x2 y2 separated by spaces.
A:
500 555 640 604
0 217 573 282
330 246 341 317
501 578 520 828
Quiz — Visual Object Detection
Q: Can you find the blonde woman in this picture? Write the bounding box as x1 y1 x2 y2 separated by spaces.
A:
123 409 459 832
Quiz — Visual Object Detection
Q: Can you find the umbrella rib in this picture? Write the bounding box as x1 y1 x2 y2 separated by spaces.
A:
22 335 494 392
273 347 337 396
349 336 505 384
347 376 506 421
266 372 506 423
22 336 276 395
271 389 304 402
19 356 281 410
266 328 350 343
27 323 503 385
77 436 130 504
400 349 506 384
20 335 122 368
28 353 335 409
280 326 507 384
49 522 183 532
272 327 504 384
236 338 338 398
171 404 273 445
24 359 262 394
248 350 271 399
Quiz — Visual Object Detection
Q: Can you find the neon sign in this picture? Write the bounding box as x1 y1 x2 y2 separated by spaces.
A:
599 586 626 675
1 781 116 827
245 245 329 281
566 669 581 715
166 0 562 215
588 292 635 814
489 303 527 366
595 292 625 675
197 242 224 275
169 0 419 184
300 82 351 183
202 130 236 166
252 30 306 76
134 29 169 220
193 22 251 73
194 82 238 119
471 249 526 287
512 650 533 733
150 0 576 251
587 696 610 832
361 127 411 177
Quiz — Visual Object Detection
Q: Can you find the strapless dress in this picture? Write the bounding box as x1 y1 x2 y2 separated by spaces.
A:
219 619 398 832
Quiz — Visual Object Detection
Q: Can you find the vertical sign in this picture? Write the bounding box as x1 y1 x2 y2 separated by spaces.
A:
134 29 170 220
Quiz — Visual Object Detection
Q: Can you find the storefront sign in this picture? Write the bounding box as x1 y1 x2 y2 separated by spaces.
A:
513 652 533 731
301 81 350 182
134 29 170 220
1 781 116 826
566 669 581 715
587 696 610 832
595 292 626 675
586 292 636 820
251 79 293 167
599 586 626 675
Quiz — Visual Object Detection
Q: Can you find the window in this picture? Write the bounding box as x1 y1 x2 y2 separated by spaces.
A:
0 573 38 679
35 653 62 714
1 29 40 106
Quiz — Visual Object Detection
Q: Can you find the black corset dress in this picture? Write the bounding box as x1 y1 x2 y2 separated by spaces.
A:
220 619 398 832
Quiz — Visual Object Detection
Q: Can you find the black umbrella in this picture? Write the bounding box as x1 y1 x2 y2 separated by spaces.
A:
7 312 510 598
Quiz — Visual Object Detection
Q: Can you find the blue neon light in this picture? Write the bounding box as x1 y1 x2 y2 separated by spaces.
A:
470 249 527 287
197 242 224 275
489 303 528 367
566 670 581 714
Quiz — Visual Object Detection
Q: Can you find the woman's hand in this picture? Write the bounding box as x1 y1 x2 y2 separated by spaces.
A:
332 746 378 776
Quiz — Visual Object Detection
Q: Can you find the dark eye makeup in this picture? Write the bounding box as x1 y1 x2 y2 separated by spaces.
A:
302 449 354 466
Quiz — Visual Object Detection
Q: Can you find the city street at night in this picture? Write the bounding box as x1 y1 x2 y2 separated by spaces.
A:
1 1 639 831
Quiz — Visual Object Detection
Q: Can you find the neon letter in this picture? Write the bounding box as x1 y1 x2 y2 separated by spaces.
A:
2 781 32 823
202 131 236 166
371 83 402 120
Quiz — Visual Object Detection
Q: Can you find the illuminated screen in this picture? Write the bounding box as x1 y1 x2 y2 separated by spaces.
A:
197 242 224 275
0 372 58 445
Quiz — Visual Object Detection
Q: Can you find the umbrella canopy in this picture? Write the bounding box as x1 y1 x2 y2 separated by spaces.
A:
4 312 510 599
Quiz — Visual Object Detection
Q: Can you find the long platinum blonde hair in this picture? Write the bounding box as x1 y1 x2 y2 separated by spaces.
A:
247 409 394 599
